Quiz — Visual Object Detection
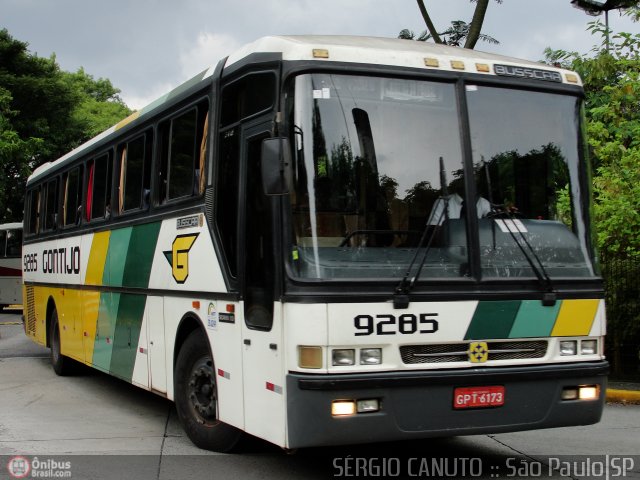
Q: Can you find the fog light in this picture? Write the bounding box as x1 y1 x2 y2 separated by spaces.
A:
299 346 323 369
581 340 598 355
360 348 382 365
357 399 380 413
332 349 355 366
562 388 579 400
579 385 599 400
332 400 355 416
560 340 577 356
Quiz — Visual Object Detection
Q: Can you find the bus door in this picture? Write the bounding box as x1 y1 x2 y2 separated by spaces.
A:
239 122 285 446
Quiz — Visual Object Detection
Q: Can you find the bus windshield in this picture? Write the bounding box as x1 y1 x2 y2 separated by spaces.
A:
286 73 596 281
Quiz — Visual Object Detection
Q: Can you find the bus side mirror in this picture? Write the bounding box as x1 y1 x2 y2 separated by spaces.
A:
261 137 291 196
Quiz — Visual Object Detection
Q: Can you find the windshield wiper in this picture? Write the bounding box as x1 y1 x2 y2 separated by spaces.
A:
482 158 556 306
492 209 557 306
393 157 449 309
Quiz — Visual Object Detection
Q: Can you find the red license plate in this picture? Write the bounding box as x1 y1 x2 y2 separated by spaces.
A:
453 386 505 409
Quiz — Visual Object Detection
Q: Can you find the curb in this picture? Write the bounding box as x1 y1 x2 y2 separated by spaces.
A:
606 389 640 405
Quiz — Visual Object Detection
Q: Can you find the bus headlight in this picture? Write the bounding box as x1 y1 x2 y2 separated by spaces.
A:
332 349 355 366
580 339 598 355
560 340 577 356
360 348 382 365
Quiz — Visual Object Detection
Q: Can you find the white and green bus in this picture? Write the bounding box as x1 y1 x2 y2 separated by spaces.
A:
23 36 607 451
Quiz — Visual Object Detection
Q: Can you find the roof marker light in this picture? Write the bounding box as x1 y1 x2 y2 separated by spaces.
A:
476 63 490 73
424 57 439 68
451 60 466 70
313 49 330 59
565 73 579 83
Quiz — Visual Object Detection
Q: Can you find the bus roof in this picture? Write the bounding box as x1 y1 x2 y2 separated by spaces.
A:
28 35 580 185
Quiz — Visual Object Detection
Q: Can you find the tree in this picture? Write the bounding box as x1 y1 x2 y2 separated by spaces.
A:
399 0 501 48
545 18 640 258
546 13 640 375
0 29 131 222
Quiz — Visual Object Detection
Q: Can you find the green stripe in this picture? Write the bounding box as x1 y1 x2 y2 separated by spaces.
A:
109 293 146 382
104 227 133 286
465 301 521 340
92 293 120 371
509 300 561 338
122 222 161 288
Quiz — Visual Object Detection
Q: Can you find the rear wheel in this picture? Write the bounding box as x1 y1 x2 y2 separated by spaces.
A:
50 309 74 376
174 329 243 452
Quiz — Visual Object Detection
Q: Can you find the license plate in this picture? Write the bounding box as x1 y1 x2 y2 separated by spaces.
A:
454 386 505 409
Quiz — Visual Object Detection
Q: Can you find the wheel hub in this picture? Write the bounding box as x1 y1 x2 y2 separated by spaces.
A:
188 358 217 423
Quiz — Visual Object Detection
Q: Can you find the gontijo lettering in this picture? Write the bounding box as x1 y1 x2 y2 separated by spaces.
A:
42 246 80 274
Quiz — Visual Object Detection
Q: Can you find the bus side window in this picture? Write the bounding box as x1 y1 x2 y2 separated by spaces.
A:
89 152 112 221
26 187 41 235
117 132 152 213
63 165 84 227
43 178 58 231
158 100 209 204
6 229 21 257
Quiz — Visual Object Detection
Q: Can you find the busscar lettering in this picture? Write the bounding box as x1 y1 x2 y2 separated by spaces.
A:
41 246 80 274
494 64 563 83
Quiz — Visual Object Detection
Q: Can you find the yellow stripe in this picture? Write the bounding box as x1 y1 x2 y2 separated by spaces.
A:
551 299 599 337
86 231 110 285
82 291 101 364
115 111 140 130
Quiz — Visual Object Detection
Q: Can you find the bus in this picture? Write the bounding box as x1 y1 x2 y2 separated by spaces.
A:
22 36 608 452
0 222 23 310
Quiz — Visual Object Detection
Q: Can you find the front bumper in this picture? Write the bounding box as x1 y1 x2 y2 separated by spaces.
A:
286 361 608 448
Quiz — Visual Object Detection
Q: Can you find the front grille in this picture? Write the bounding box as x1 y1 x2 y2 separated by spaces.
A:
400 340 547 364
25 286 36 335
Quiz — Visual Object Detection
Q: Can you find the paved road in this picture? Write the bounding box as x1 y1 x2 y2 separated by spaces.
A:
1 311 639 479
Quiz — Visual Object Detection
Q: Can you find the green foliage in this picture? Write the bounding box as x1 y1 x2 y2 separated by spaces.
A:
545 19 640 259
0 28 131 222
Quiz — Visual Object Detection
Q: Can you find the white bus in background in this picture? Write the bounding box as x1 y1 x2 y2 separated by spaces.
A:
0 222 22 310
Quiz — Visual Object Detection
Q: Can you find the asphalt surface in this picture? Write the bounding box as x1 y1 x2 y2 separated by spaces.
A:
1 309 639 480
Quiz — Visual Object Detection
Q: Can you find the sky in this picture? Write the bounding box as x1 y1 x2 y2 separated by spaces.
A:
2 0 637 110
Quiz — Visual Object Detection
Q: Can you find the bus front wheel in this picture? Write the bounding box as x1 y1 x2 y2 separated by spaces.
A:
50 309 74 376
174 329 242 452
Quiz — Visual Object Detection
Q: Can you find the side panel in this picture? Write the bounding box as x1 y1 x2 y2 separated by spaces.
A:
241 302 285 446
147 296 166 393
131 308 150 389
202 300 245 429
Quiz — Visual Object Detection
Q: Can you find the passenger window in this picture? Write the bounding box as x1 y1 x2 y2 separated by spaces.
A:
158 100 209 203
43 179 58 231
117 133 152 213
220 72 276 127
87 152 112 221
26 188 40 235
63 166 84 227
0 230 6 257
6 229 21 257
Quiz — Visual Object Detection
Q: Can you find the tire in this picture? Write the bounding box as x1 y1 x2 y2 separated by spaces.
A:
50 309 74 376
174 329 243 452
